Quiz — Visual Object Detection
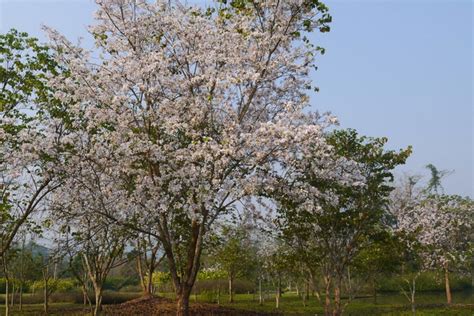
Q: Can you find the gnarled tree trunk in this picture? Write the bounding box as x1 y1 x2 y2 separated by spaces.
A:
333 281 341 316
324 275 331 316
160 216 207 316
93 285 103 316
177 285 192 316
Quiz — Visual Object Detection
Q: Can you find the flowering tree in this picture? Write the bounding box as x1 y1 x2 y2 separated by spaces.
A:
44 0 336 314
394 194 473 306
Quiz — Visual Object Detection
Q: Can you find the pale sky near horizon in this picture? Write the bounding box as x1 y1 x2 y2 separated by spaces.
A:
1 0 472 197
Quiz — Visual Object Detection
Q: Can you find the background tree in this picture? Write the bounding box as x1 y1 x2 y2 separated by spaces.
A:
79 220 127 316
401 195 472 305
0 29 61 261
211 225 256 303
273 129 411 316
425 164 451 194
134 231 163 297
352 232 404 304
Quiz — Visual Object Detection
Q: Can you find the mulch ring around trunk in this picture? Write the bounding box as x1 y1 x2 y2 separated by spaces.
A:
103 296 281 316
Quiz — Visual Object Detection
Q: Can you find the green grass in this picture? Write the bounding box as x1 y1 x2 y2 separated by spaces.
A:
192 291 474 316
0 291 472 315
0 302 90 315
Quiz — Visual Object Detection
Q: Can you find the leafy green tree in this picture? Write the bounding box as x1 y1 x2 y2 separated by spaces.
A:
274 129 411 316
211 225 257 303
0 29 61 261
352 231 404 304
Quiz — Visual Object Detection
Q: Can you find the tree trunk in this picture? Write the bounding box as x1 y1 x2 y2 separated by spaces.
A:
444 264 452 305
93 285 103 316
471 254 474 288
19 281 23 311
176 286 192 316
372 278 377 304
81 283 91 306
308 268 321 303
93 282 103 316
137 253 147 295
228 275 234 303
347 267 353 302
147 262 155 296
83 287 87 306
275 276 281 309
259 277 263 305
333 283 341 316
302 287 307 307
324 276 331 316
410 278 416 316
305 280 310 301
3 254 9 316
4 277 9 316
160 216 206 316
43 279 49 314
10 282 14 307
19 239 25 312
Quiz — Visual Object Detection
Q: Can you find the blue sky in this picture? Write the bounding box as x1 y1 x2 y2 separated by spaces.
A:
1 0 472 197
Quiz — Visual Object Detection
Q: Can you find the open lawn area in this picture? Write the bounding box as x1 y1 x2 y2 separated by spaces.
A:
2 291 472 315
217 292 474 315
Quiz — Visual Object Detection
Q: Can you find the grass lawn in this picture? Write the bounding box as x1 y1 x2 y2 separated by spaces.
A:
0 303 89 315
191 291 474 316
0 291 472 315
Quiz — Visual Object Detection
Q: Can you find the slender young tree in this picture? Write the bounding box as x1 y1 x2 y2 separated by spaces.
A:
211 225 256 303
134 231 164 297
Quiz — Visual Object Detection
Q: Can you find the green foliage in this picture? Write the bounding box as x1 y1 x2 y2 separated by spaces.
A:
353 231 405 281
210 225 258 281
216 0 332 34
150 271 172 289
0 29 57 114
0 29 64 258
320 129 412 235
198 268 227 281
30 278 76 293
277 129 412 272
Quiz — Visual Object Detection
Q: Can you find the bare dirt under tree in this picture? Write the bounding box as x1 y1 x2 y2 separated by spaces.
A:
103 296 281 316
